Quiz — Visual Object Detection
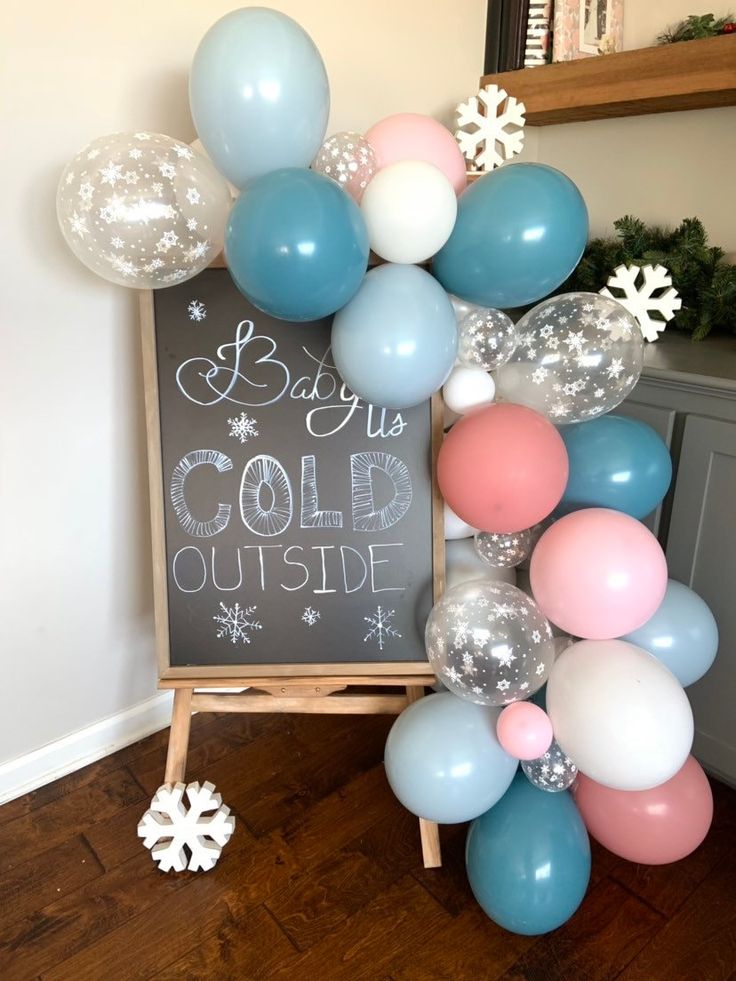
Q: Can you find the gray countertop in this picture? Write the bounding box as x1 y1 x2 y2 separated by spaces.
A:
642 331 736 391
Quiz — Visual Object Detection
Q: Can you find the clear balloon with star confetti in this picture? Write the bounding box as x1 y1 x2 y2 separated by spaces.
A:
475 528 533 569
457 307 518 371
311 131 377 202
57 132 232 289
425 580 555 706
521 739 578 792
494 293 644 424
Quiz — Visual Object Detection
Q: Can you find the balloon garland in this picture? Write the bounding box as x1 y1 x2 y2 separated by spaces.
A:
56 6 718 938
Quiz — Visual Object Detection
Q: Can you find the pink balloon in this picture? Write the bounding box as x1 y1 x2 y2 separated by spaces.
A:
437 403 569 533
530 509 667 639
574 756 713 864
496 702 553 760
364 113 467 195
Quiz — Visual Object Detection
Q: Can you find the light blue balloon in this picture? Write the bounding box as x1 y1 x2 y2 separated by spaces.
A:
225 168 369 322
190 8 330 187
433 163 588 308
621 579 718 687
558 415 673 520
384 692 517 824
332 264 458 409
466 773 591 935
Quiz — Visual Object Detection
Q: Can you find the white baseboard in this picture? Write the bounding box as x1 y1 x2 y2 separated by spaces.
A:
0 691 175 806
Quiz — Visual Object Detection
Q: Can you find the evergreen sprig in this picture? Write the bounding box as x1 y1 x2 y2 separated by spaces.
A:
657 13 733 44
561 215 736 339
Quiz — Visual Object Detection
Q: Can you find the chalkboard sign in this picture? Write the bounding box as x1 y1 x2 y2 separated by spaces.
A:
141 267 443 681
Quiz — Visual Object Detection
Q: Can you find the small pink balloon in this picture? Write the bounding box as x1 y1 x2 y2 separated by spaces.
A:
574 756 713 864
364 113 467 195
530 508 667 639
496 702 554 760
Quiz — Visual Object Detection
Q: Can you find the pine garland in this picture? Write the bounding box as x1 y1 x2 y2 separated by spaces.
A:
657 13 734 44
561 216 736 340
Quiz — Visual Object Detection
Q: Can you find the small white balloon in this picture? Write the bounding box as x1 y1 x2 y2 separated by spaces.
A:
547 639 694 791
446 538 516 590
442 365 495 415
444 502 478 540
360 160 457 264
190 139 239 197
449 294 481 323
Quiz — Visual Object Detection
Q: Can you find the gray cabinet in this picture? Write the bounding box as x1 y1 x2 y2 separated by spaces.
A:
621 334 736 786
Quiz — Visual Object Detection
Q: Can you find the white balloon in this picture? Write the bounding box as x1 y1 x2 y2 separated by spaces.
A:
444 503 477 540
190 139 239 197
449 294 480 323
547 639 694 791
445 538 516 590
442 365 495 415
360 160 457 264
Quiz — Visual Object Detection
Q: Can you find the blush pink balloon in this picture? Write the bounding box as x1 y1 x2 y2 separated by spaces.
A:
530 509 667 639
364 113 467 195
574 756 713 864
496 702 554 760
437 403 569 533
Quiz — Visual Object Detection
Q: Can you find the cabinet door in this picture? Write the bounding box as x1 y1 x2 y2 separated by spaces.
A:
614 400 676 536
666 414 736 786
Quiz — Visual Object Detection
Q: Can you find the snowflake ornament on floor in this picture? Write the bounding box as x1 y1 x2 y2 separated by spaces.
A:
302 606 321 626
138 781 235 872
227 411 259 444
455 84 526 172
363 606 402 651
187 299 207 322
601 263 682 342
213 602 261 644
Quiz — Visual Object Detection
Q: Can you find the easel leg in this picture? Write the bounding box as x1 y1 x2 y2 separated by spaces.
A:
164 688 193 784
405 685 442 869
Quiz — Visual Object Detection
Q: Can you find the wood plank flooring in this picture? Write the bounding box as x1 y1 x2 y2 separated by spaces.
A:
1 710 735 980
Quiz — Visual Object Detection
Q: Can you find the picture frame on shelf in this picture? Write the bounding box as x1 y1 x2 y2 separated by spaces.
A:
553 0 623 62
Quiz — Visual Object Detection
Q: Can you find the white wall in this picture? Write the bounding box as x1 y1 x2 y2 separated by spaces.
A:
0 1 487 772
535 1 736 249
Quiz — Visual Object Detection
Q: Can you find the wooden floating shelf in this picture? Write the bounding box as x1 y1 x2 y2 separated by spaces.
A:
480 35 736 125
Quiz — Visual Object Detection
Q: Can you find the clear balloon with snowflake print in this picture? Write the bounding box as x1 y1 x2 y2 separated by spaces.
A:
521 740 578 792
311 131 377 202
425 580 555 706
475 528 533 569
57 132 232 289
494 293 644 424
457 307 518 371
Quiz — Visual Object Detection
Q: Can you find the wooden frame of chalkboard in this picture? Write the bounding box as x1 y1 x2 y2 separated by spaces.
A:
139 263 446 868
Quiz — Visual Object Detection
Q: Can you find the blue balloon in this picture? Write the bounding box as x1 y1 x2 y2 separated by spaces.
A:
433 163 588 308
466 773 591 935
621 579 718 687
558 415 673 520
190 8 330 187
384 693 518 824
332 264 457 409
225 169 369 322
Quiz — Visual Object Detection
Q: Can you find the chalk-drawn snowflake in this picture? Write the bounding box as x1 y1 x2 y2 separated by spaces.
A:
187 299 207 322
363 606 402 651
227 411 259 444
213 602 261 644
137 781 235 872
302 606 321 627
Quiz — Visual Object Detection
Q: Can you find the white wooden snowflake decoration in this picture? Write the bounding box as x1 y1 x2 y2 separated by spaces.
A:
601 263 682 342
455 84 526 172
137 781 235 873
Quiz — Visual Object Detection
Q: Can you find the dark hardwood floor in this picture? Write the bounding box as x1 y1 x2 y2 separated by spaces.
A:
1 710 735 980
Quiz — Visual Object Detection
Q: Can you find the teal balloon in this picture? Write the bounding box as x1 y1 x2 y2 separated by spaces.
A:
621 579 718 687
466 773 591 935
225 169 369 322
558 415 672 520
433 164 588 308
332 264 457 409
190 8 329 188
384 693 518 824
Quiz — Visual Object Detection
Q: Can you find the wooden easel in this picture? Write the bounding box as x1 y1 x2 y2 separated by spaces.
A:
141 278 446 869
160 675 441 867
